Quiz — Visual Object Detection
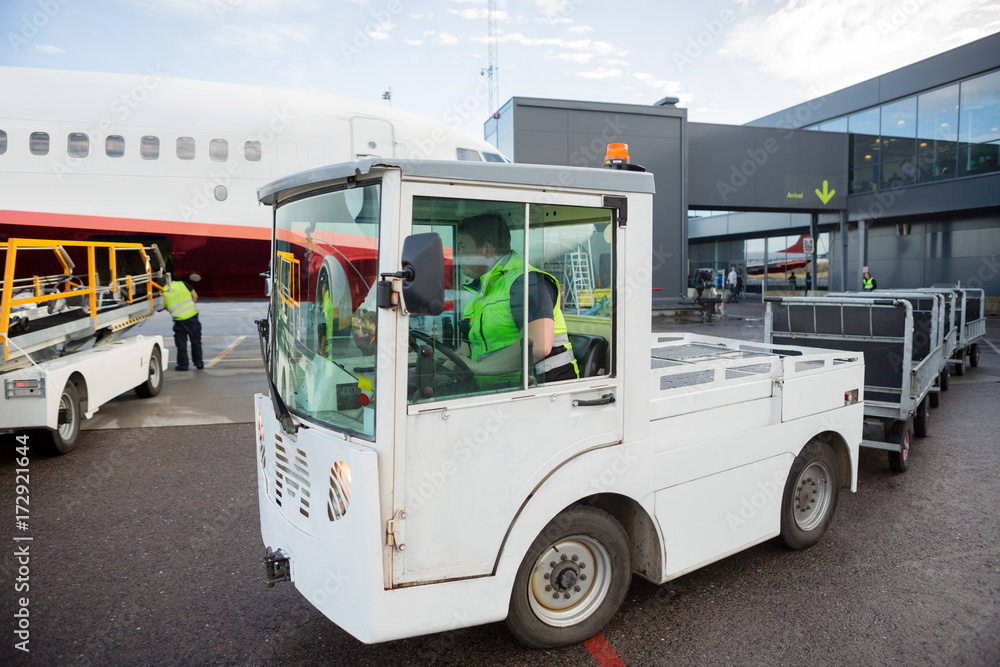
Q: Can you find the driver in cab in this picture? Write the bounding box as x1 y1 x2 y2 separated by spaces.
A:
455 212 578 387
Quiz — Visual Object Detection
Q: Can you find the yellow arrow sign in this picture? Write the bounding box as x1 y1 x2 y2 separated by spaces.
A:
815 180 836 205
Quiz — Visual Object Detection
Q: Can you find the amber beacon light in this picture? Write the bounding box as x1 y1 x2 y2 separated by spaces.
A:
602 143 645 171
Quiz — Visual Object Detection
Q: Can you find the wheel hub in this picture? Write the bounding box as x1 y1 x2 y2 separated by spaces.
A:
792 462 832 531
530 539 603 616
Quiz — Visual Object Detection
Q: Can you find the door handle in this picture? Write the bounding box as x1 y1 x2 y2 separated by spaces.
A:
573 393 615 407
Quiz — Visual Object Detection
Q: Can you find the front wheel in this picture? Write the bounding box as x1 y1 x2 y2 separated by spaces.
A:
914 396 930 437
969 343 980 368
887 418 913 473
780 438 840 550
506 506 631 649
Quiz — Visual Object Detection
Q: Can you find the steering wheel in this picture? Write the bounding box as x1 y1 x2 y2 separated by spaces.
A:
408 329 472 376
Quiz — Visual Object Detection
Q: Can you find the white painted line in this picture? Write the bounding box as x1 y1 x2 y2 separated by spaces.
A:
984 338 1000 357
207 335 246 368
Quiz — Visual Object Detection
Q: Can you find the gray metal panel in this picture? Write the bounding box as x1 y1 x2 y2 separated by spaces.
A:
847 173 1000 221
688 123 848 211
257 156 656 205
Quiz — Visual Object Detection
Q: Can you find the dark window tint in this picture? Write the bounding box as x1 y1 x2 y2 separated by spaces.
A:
30 132 49 156
483 152 505 163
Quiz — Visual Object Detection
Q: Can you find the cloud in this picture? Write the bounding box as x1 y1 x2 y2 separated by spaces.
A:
568 25 593 34
577 67 622 79
203 23 315 55
404 38 424 46
431 32 460 46
633 72 686 97
34 44 65 55
449 8 509 20
546 51 595 64
719 0 1000 90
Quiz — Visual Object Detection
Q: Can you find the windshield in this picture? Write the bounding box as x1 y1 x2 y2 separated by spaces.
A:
272 182 381 439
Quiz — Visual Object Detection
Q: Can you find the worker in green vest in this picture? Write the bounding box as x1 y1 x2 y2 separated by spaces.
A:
862 270 877 291
456 212 577 388
163 274 204 370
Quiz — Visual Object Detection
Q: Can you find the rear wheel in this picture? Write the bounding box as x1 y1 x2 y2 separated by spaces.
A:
969 343 980 368
780 438 841 550
940 365 950 391
507 506 631 649
887 418 913 473
955 351 966 376
42 382 82 455
134 346 163 398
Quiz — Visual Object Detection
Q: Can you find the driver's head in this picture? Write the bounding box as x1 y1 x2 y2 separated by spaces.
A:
457 212 511 279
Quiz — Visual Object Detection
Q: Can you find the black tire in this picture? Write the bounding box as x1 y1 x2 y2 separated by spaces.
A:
940 365 950 392
134 346 163 398
929 388 939 408
914 396 930 437
780 439 841 550
955 352 966 376
506 506 631 649
969 343 980 368
42 382 82 455
887 419 913 473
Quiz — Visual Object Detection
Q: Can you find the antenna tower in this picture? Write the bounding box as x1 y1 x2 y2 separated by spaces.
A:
481 0 499 112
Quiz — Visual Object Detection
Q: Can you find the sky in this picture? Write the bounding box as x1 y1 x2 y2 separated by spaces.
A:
2 0 1000 140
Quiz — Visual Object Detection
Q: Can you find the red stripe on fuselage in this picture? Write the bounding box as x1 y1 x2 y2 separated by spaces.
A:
0 209 270 241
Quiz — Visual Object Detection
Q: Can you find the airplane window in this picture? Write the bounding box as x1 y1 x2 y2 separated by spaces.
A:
456 147 483 161
0 130 6 155
141 136 160 160
210 139 228 162
483 152 505 163
177 137 196 160
30 132 49 156
68 133 89 158
245 140 262 161
106 135 125 158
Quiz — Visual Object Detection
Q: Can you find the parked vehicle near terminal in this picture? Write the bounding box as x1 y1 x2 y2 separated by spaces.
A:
1 239 167 454
252 149 865 648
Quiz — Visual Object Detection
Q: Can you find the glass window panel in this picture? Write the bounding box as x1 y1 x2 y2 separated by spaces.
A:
244 140 262 161
819 117 847 133
0 129 6 154
105 135 125 157
273 183 381 439
879 98 917 188
918 84 958 160
959 70 1000 177
918 147 957 183
209 138 228 162
140 135 159 159
67 132 89 158
30 132 49 156
848 108 880 193
456 147 483 161
483 152 505 163
176 136 196 160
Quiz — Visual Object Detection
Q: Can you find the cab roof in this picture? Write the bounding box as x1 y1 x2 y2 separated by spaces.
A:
257 158 655 206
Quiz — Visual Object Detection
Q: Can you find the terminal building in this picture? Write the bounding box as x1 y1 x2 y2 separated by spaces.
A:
485 32 999 313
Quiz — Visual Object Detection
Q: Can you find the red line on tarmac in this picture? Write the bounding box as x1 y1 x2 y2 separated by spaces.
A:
583 633 626 667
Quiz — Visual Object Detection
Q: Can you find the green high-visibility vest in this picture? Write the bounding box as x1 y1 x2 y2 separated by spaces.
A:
863 277 874 291
164 281 199 321
463 253 576 386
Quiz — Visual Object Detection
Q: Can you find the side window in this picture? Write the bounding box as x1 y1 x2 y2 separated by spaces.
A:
0 130 7 155
30 132 49 156
140 135 159 160
68 132 89 158
210 138 228 162
106 135 125 157
244 140 262 161
456 147 483 161
177 136 196 160
406 198 613 405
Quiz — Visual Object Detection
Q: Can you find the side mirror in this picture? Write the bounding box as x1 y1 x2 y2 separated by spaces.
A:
396 233 445 316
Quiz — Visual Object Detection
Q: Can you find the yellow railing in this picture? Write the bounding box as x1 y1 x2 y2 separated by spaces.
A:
1 238 165 360
275 250 301 333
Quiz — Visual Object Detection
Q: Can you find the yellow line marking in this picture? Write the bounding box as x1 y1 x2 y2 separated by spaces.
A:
207 335 246 368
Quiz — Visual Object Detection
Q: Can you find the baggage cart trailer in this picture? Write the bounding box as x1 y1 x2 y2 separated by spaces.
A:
929 285 986 375
765 295 943 472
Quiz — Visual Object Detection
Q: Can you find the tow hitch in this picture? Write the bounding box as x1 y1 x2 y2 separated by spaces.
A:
262 547 290 587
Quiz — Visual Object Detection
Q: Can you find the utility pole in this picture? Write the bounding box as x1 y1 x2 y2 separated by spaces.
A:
480 0 498 113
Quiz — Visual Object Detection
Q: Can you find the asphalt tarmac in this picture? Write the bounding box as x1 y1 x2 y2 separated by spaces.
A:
2 299 998 665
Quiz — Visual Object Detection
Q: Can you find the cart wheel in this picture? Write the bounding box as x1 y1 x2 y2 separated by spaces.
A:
954 352 966 376
887 419 913 473
780 438 840 550
42 382 82 455
914 397 930 437
969 343 980 368
134 346 163 398
929 388 939 409
506 506 631 649
940 365 949 391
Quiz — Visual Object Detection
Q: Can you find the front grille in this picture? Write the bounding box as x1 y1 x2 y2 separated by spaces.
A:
327 460 352 521
274 440 311 518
